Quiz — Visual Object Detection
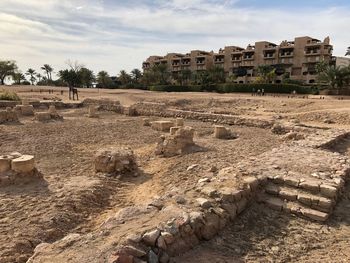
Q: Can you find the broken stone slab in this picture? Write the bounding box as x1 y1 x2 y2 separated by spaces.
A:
319 184 338 198
11 155 35 174
300 208 329 222
151 121 174 132
142 118 151 126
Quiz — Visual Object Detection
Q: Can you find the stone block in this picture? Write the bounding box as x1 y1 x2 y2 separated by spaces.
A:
142 118 151 126
170 126 181 135
15 105 34 116
319 184 338 198
34 112 52 122
284 177 300 187
88 105 98 118
11 155 35 174
301 208 329 222
265 184 280 195
0 156 11 173
243 177 259 191
264 197 284 211
279 189 297 201
176 118 184 126
297 194 312 206
196 198 212 209
214 125 231 139
151 121 175 132
299 180 320 193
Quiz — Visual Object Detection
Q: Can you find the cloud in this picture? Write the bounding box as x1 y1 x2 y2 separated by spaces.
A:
0 0 349 75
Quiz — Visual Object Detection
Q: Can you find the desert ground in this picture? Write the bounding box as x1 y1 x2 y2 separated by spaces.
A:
1 86 350 263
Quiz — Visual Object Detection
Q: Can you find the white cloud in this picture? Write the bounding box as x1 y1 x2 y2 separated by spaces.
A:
0 0 349 76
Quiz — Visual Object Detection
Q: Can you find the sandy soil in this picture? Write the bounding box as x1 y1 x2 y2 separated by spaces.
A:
1 86 350 262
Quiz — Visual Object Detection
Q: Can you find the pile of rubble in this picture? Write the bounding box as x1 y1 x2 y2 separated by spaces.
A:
34 105 63 122
94 148 138 177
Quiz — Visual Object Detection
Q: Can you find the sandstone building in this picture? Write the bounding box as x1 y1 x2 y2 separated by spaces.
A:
142 36 345 84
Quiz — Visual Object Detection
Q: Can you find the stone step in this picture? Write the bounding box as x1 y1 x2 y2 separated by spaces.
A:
264 182 334 213
259 194 329 222
266 175 340 200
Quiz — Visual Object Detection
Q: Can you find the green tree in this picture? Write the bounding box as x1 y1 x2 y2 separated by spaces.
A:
79 68 95 88
256 65 276 84
97 71 112 88
118 70 132 85
58 69 81 87
130 69 142 83
12 72 26 85
316 62 350 90
180 69 192 85
208 66 226 84
41 64 53 81
26 68 37 85
0 60 17 85
152 64 169 85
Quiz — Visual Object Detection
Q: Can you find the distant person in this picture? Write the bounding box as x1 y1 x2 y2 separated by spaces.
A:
252 88 255 96
257 89 261 96
262 89 265 96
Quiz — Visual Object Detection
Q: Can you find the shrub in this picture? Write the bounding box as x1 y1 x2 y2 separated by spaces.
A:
0 90 20 101
149 85 202 92
149 83 317 94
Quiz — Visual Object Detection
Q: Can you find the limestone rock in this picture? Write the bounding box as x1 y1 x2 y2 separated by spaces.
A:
94 148 137 175
0 156 11 173
214 125 234 139
155 127 195 157
11 155 35 174
196 198 212 209
142 229 160 246
34 112 52 122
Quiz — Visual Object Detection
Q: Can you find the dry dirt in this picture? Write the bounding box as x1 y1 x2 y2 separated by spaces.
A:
1 86 350 262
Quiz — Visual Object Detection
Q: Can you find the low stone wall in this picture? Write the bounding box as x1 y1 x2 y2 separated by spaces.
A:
82 98 123 113
0 108 18 124
0 100 19 108
132 102 274 129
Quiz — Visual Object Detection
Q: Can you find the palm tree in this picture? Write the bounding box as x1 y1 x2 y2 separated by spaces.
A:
26 68 37 85
316 63 349 90
36 73 43 82
208 66 226 84
97 71 112 88
118 70 131 85
12 72 26 85
41 64 53 80
131 69 142 83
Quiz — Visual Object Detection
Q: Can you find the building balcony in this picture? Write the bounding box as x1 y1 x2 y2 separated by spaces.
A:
214 59 224 63
305 50 320 56
243 56 254 61
280 52 294 58
196 61 205 65
264 54 276 59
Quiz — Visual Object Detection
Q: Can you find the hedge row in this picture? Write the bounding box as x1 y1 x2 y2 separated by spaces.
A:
149 84 319 94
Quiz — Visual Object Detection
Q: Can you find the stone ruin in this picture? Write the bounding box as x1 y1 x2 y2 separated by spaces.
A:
0 107 18 124
155 127 196 157
14 99 35 116
214 125 237 139
94 148 138 177
151 121 175 132
87 105 98 118
0 152 39 186
34 105 63 122
142 118 151 126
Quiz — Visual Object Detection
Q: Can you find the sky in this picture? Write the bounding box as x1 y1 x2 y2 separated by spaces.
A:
0 0 349 77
